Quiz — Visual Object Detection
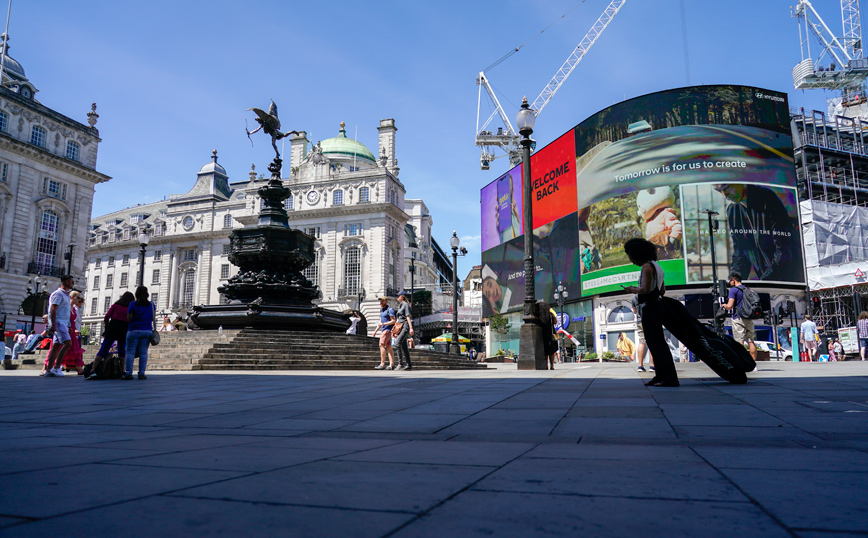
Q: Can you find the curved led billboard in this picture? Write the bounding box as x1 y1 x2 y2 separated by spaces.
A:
480 85 805 318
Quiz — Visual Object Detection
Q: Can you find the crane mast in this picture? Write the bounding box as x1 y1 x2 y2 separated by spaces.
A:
475 0 626 170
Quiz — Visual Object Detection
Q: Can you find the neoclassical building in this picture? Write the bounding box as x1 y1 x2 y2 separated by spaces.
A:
84 119 448 336
0 36 110 330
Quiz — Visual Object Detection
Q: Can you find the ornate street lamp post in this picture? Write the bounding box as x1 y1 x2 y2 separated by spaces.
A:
516 97 546 369
137 231 150 287
26 274 42 333
409 257 415 315
64 243 76 277
553 281 569 363
449 231 467 354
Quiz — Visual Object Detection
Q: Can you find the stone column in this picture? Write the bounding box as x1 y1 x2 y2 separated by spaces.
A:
168 249 178 308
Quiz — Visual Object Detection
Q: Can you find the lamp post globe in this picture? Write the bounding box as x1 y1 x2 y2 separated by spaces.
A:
516 97 546 370
137 231 150 287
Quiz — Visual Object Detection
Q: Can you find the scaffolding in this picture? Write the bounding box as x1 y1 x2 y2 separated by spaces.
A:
809 284 868 331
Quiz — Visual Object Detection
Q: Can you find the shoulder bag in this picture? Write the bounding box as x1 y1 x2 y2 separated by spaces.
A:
149 303 160 345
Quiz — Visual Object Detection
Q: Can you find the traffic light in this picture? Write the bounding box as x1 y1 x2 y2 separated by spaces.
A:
811 296 821 312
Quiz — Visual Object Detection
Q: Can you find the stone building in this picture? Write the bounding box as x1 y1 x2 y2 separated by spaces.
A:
0 36 110 330
83 119 449 336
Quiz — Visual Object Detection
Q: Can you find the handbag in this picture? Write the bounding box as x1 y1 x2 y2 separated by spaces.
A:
393 322 405 333
149 303 160 345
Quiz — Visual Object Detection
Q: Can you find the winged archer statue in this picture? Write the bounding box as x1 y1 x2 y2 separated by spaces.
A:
246 100 298 158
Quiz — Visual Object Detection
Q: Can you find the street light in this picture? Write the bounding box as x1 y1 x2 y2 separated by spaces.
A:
449 230 467 354
409 257 415 315
26 274 42 333
64 243 76 277
137 231 149 287
516 97 546 370
553 281 568 363
702 209 722 335
357 287 366 312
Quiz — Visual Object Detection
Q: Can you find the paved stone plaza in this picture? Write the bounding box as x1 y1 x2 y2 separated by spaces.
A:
1 362 866 537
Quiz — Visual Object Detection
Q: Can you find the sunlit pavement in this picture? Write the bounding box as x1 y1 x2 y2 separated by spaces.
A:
1 361 866 537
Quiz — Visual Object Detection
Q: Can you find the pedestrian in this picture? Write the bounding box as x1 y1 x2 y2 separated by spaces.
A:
393 294 414 371
537 300 559 370
723 272 757 361
42 274 75 377
857 311 868 361
800 314 819 362
10 330 26 363
346 310 361 335
87 291 134 379
622 238 679 387
631 296 655 372
372 297 396 370
46 291 85 374
832 338 843 361
124 285 156 380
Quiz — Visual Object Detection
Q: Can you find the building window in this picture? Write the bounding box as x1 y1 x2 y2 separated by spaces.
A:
106 274 114 288
304 249 320 287
151 292 159 307
220 264 230 279
93 275 100 289
183 216 194 230
122 254 130 266
120 273 128 288
389 249 397 291
219 294 230 305
94 257 101 268
359 186 370 203
222 244 231 255
0 162 7 182
135 271 140 286
66 140 81 162
30 125 46 147
343 246 361 296
305 227 320 238
107 256 115 267
344 223 361 236
90 297 98 316
103 296 111 314
223 214 232 228
390 190 396 205
42 178 67 200
333 189 344 205
183 249 196 262
182 269 196 305
285 195 294 211
0 110 7 132
122 228 130 241
130 214 142 224
153 222 166 236
152 269 160 284
35 210 59 271
154 250 162 262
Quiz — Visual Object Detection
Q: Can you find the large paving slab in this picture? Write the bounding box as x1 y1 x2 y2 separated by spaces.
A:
1 361 867 536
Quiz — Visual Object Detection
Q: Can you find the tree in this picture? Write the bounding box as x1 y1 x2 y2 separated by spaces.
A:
489 313 511 352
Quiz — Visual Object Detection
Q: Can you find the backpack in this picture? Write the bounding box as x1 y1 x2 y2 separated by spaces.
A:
83 354 124 380
735 285 763 320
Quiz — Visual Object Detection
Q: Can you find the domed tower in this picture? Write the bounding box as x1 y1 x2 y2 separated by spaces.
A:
0 34 37 101
319 122 377 170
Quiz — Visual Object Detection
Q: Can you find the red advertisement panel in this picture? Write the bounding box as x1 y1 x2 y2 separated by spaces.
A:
524 131 577 229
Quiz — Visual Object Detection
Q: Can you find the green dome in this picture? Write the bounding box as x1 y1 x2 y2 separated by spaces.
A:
319 122 377 163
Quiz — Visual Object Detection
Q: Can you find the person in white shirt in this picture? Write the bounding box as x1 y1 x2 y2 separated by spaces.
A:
43 275 74 377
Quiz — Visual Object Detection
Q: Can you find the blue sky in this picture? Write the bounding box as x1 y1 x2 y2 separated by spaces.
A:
10 0 837 267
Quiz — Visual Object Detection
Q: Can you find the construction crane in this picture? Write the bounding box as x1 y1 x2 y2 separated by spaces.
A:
792 0 868 118
475 0 626 170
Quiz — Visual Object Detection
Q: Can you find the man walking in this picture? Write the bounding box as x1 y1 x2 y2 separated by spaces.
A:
800 314 819 362
43 275 74 377
372 297 396 371
724 272 757 361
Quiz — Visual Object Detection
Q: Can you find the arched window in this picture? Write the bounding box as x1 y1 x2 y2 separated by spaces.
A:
285 195 294 211
359 186 370 203
304 249 321 287
343 246 360 295
31 125 46 147
182 269 196 306
35 210 59 272
223 214 232 228
607 306 635 323
0 110 8 132
66 140 81 161
333 189 344 205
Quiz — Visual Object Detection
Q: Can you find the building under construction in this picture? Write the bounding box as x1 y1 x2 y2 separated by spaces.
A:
792 108 868 331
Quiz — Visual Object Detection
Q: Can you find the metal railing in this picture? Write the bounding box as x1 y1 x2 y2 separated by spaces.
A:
27 261 64 278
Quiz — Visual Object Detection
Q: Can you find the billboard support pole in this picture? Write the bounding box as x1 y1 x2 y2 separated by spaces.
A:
516 98 546 370
703 209 723 335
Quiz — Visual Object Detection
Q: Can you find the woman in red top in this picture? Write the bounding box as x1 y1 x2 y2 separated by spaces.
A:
86 292 134 379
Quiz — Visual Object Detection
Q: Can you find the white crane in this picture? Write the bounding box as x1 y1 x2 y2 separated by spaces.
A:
475 0 627 170
792 0 868 118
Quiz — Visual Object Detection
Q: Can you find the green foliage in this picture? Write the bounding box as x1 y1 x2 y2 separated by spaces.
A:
489 313 511 336
602 351 616 361
583 352 598 361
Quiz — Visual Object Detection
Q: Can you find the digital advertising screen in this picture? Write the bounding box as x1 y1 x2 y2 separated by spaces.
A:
480 85 805 314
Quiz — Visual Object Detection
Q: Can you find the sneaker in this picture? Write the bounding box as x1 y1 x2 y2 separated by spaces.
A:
394 364 404 371
374 364 386 370
649 366 656 371
121 374 134 380
138 373 147 380
86 372 98 380
386 365 395 370
637 366 646 372
404 366 413 371
51 368 65 377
